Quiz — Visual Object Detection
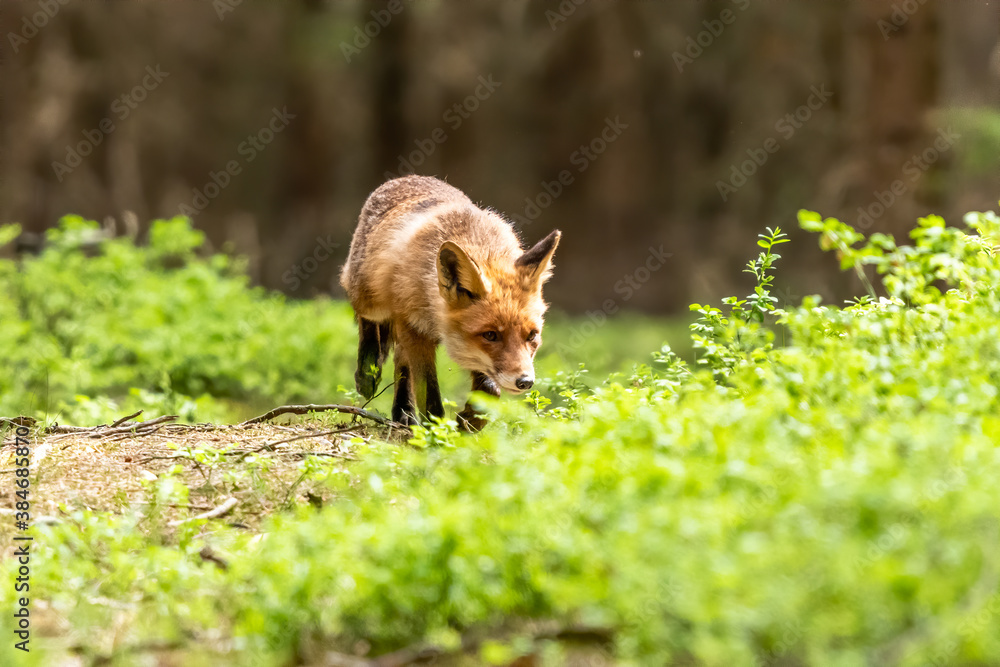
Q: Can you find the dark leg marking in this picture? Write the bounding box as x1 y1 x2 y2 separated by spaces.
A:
425 371 444 419
377 321 392 365
355 318 383 400
392 365 417 426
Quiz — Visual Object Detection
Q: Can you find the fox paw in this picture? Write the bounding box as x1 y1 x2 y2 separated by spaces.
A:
457 410 488 433
391 409 419 427
354 368 381 400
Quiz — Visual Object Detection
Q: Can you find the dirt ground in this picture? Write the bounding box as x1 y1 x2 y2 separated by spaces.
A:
0 406 410 548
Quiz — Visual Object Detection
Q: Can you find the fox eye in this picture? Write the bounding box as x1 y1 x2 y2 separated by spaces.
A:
482 331 499 342
527 330 538 342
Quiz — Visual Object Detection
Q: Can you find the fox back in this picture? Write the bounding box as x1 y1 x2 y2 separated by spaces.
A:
340 175 560 428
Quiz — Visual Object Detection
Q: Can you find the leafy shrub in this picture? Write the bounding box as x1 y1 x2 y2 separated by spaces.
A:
4 207 1000 665
0 215 361 423
0 215 684 425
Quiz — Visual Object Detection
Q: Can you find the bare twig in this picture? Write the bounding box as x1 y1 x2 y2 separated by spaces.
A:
234 427 357 459
93 414 178 438
241 404 406 429
361 381 395 411
1 416 37 429
50 414 179 442
287 451 356 460
134 454 187 464
47 425 94 436
167 496 238 527
107 423 172 442
111 410 144 427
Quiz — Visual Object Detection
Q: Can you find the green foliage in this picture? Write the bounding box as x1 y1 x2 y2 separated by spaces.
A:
6 207 1000 665
0 215 353 422
0 215 683 424
688 227 788 378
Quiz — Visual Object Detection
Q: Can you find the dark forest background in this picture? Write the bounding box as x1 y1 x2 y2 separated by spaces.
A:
1 0 998 313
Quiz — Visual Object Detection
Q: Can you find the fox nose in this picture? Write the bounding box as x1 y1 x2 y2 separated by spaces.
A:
515 376 534 391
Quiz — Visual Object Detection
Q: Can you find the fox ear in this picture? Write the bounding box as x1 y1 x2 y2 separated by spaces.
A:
516 230 561 289
438 241 489 306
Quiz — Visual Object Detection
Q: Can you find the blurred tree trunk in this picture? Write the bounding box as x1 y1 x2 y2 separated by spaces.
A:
852 0 941 238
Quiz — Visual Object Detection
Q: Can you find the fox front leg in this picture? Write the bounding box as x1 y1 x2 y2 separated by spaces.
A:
392 363 418 426
354 318 385 400
457 371 501 433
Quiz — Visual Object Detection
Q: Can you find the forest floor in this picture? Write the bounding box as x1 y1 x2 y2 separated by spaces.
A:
0 407 407 545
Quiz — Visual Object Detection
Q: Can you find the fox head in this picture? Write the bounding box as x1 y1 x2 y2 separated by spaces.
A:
437 230 561 394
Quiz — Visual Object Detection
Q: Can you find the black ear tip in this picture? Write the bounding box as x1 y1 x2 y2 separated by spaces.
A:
438 242 460 264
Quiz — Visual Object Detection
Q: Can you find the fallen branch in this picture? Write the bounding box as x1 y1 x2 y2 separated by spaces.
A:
49 414 178 441
134 454 187 464
167 497 238 527
110 410 144 427
233 427 357 459
92 414 178 438
1 416 37 429
287 451 357 460
241 404 406 430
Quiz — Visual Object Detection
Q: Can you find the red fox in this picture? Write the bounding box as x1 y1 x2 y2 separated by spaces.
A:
340 175 561 430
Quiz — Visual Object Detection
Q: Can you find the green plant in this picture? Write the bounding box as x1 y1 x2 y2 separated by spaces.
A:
689 226 788 378
6 207 1000 666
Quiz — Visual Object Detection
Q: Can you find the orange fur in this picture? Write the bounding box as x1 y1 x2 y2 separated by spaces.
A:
340 175 560 429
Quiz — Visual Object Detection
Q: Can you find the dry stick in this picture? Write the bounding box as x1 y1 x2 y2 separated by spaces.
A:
288 451 357 459
134 428 357 464
1 417 37 429
135 454 187 464
49 414 179 441
106 423 173 442
241 404 406 429
90 414 178 438
110 410 144 427
233 427 358 460
46 425 94 436
167 496 238 527
361 380 395 411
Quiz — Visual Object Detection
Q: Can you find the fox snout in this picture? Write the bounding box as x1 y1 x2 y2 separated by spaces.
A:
496 370 535 394
487 330 541 394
